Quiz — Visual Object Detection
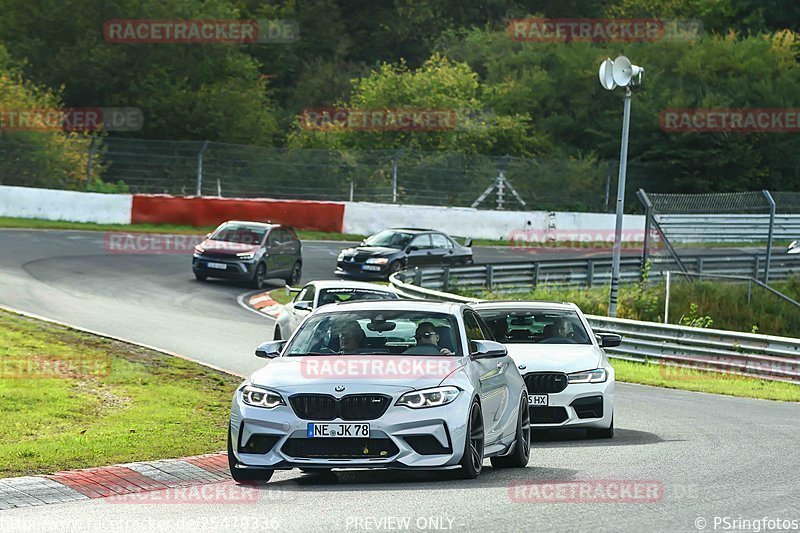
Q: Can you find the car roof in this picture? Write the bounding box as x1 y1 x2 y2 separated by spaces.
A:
472 301 579 312
386 228 436 234
313 299 463 315
303 280 398 292
219 220 278 229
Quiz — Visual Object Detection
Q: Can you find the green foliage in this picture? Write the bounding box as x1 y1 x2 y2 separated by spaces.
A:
0 44 101 190
678 302 714 328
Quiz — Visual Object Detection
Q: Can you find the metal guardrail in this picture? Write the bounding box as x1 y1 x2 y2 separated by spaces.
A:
389 271 800 384
397 253 800 292
656 214 800 243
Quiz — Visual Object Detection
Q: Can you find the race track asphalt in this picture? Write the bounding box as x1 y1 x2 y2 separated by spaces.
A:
0 229 797 533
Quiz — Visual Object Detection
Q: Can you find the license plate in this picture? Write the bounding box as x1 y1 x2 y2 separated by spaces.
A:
307 423 370 438
206 262 227 270
528 394 549 406
361 265 381 271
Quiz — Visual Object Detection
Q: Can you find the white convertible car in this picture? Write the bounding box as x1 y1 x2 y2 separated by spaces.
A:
474 301 619 439
274 280 399 340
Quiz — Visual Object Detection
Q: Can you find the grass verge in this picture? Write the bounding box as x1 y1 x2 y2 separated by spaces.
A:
0 309 242 477
613 358 799 402
0 216 365 242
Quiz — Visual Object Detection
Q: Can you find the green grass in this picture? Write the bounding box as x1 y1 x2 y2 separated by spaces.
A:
0 310 242 477
613 359 800 402
267 287 294 305
0 216 366 242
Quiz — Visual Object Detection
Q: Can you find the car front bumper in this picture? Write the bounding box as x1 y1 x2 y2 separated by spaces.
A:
527 378 614 430
193 255 256 280
335 261 392 280
229 387 472 471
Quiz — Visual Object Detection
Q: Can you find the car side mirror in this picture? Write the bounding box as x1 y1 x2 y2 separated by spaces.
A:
464 238 473 248
596 333 622 348
293 300 313 312
205 233 212 239
285 284 302 296
470 339 507 359
255 340 286 359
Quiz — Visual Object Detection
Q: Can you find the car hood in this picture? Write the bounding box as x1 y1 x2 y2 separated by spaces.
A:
342 246 401 258
503 344 602 374
202 239 259 255
249 355 467 393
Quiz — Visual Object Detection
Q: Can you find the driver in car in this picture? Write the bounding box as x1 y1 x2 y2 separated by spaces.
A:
414 322 453 355
336 321 366 353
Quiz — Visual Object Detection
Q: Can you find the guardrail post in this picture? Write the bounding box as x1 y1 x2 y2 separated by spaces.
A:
414 269 423 286
587 260 595 288
486 264 494 292
696 257 703 273
762 190 776 284
533 263 540 288
752 255 760 280
442 267 450 292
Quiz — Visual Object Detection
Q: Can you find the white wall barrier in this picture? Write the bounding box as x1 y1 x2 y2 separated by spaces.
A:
0 185 133 224
342 201 645 241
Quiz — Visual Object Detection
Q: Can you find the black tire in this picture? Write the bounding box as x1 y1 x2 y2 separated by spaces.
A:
250 263 267 289
273 325 282 341
587 416 614 439
491 395 531 469
457 401 484 479
388 261 403 276
227 427 273 483
461 256 474 265
285 261 302 285
194 272 207 281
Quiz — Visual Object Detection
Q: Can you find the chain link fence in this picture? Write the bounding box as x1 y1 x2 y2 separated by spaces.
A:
0 137 614 212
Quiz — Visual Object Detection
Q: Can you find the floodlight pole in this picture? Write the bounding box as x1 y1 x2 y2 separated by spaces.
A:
608 86 632 318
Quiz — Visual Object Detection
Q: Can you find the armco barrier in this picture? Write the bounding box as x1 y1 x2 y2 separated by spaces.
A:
131 194 345 232
389 271 800 384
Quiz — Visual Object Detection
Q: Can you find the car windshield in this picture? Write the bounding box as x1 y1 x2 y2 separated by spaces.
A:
285 310 461 356
211 225 266 245
363 230 414 249
475 309 592 345
317 288 398 306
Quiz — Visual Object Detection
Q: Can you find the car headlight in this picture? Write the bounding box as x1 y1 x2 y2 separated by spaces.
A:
396 386 460 409
365 257 389 265
194 245 205 254
337 252 345 261
567 369 607 384
241 385 285 408
236 251 255 260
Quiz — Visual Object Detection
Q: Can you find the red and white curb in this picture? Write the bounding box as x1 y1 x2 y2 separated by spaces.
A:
0 452 230 510
248 292 282 318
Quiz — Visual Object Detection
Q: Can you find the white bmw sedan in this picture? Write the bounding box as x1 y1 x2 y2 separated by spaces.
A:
474 302 618 439
274 280 399 340
229 300 530 482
